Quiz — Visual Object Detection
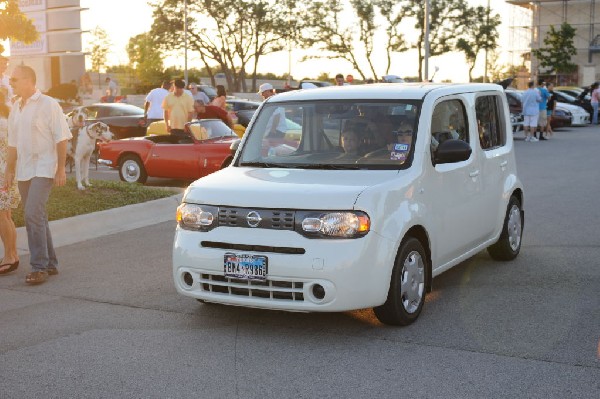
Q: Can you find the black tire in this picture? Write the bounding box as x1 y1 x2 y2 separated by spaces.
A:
374 237 429 326
487 195 523 261
118 154 148 184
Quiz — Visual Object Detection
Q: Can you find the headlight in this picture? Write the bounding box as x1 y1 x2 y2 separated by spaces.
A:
297 211 370 238
176 203 218 231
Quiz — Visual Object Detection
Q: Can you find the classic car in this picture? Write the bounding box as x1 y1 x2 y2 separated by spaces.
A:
98 119 239 184
67 103 147 139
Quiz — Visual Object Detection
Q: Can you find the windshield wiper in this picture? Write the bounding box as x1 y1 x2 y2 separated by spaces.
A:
293 163 362 170
238 161 290 168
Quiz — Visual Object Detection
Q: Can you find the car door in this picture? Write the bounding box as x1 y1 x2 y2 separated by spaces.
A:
427 97 485 266
144 140 202 179
475 93 512 240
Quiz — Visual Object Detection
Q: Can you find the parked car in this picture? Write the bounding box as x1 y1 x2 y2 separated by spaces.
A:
225 98 261 127
505 89 574 129
555 86 596 120
98 119 239 184
67 103 147 140
198 84 218 101
173 83 525 326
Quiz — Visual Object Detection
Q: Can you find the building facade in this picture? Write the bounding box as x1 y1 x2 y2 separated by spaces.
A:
10 0 85 91
507 0 600 86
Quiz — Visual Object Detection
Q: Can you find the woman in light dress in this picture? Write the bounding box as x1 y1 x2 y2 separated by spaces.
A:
0 90 20 275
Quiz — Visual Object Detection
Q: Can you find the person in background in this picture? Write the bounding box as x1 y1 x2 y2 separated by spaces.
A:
0 55 13 105
0 90 20 275
340 128 360 155
105 77 118 103
188 82 210 105
520 81 541 142
4 65 72 285
259 83 287 137
334 73 345 86
211 85 227 110
193 99 234 128
162 79 195 141
545 83 557 138
590 82 600 125
144 81 170 124
536 81 549 140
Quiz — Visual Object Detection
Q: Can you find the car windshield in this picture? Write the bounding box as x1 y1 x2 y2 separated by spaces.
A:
238 100 421 169
189 119 237 140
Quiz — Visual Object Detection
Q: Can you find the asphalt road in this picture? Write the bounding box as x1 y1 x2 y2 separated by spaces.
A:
0 126 598 398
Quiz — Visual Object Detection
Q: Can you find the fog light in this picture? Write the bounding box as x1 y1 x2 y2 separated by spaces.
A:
312 284 325 300
183 272 193 287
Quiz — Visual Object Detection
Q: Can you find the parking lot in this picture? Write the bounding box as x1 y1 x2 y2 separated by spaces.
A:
0 125 598 398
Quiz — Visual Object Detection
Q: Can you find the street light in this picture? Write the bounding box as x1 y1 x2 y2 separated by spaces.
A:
424 0 430 81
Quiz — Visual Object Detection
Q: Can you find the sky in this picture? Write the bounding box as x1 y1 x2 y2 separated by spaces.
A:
81 0 514 83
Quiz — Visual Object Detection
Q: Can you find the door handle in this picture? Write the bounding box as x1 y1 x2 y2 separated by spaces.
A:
500 160 508 167
469 170 480 178
151 154 159 157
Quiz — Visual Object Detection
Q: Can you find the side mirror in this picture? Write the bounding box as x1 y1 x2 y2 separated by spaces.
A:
434 139 472 165
230 139 241 157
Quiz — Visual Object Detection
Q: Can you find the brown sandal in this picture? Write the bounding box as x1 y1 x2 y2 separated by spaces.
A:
0 261 19 275
25 271 48 285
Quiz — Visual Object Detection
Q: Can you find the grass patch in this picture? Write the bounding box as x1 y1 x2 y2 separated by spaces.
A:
12 178 178 228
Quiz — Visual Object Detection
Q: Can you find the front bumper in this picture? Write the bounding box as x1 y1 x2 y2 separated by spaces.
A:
172 226 396 312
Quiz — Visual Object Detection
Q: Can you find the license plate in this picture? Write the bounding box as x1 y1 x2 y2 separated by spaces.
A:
224 253 268 281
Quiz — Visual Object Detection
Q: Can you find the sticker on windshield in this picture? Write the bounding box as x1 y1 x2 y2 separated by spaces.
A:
390 151 407 161
394 143 410 152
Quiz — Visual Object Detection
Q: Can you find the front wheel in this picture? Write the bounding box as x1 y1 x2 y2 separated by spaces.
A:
119 155 148 184
374 237 428 326
487 195 523 261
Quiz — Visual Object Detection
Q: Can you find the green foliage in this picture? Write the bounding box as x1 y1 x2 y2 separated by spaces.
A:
149 0 297 92
406 0 470 81
12 179 175 228
532 22 578 74
455 5 501 82
0 0 39 54
127 33 165 86
88 27 112 73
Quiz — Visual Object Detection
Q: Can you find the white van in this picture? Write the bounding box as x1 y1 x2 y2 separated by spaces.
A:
173 83 525 326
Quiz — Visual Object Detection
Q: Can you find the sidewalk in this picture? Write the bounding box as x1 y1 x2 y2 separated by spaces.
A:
1 193 183 257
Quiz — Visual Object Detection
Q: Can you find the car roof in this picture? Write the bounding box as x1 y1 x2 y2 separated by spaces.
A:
266 83 504 103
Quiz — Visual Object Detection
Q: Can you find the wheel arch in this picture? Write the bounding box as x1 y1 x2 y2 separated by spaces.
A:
403 225 433 293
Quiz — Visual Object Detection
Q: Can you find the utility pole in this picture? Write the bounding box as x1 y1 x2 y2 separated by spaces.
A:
424 0 430 81
184 0 188 85
484 0 490 82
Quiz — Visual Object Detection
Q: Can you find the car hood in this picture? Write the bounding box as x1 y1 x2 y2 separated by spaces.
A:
183 167 400 209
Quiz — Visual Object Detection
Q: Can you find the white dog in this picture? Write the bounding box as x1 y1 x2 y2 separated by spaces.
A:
67 122 113 190
67 107 88 130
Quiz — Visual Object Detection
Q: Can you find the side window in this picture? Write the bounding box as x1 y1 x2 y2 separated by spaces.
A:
430 99 469 154
475 95 506 150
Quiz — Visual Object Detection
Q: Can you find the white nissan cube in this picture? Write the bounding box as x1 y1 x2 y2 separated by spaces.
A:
173 83 525 326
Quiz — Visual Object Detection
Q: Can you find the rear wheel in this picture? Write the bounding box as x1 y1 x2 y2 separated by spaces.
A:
374 237 428 326
487 195 523 261
119 155 148 184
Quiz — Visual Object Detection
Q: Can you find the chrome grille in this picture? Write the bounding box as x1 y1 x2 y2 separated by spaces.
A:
199 272 305 302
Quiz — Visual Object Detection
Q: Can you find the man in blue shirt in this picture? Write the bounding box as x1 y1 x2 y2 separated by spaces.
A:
520 81 542 142
536 81 550 140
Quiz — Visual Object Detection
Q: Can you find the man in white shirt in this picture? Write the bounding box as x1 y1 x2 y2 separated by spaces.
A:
0 55 13 105
4 65 72 285
144 81 170 124
259 83 287 137
105 77 118 102
188 82 210 105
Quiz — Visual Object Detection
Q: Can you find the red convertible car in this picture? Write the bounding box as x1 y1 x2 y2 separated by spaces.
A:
98 119 239 184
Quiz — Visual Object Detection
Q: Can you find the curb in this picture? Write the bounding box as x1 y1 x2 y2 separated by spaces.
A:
10 193 183 256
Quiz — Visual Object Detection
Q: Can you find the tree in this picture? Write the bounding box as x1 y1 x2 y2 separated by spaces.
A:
455 5 501 82
127 33 164 86
532 22 577 75
406 0 469 81
149 0 297 92
88 27 111 74
0 0 39 54
301 0 410 81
